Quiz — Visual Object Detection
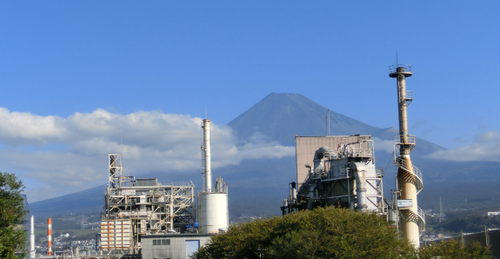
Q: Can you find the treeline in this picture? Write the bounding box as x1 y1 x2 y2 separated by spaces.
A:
426 209 500 235
193 207 491 259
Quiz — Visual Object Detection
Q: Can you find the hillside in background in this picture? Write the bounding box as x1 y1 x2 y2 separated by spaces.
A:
29 92 500 219
228 93 390 146
30 185 105 217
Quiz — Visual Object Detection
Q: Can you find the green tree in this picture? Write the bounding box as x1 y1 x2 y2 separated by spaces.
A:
0 172 27 259
419 238 491 259
193 207 416 259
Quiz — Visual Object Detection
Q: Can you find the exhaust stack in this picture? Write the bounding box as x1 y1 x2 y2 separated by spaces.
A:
30 215 35 258
198 119 229 234
47 218 52 256
389 64 424 248
202 119 212 193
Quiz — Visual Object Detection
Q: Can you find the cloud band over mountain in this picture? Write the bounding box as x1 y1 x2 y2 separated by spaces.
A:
0 108 294 202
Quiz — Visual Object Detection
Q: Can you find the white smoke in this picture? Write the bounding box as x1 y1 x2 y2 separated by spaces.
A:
0 108 294 202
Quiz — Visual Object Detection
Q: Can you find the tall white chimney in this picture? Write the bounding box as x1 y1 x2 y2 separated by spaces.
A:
202 119 212 193
30 215 35 259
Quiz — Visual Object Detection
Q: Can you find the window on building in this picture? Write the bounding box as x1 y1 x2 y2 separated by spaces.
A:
186 240 200 258
153 239 170 246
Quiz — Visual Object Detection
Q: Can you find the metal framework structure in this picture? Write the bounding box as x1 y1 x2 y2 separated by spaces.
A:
101 154 195 254
281 135 387 216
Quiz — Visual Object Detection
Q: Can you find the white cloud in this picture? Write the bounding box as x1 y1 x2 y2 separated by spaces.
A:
427 131 500 162
372 137 394 153
0 108 294 202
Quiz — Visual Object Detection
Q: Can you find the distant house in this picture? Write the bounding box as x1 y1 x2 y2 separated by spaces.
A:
488 212 500 217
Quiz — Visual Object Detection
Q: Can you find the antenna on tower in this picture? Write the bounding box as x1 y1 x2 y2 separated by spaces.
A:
396 51 399 67
326 109 330 136
120 129 123 155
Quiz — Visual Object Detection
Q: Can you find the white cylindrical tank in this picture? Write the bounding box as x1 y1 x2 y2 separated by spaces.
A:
198 193 228 234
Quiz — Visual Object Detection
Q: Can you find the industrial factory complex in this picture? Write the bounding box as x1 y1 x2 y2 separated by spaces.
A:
28 119 229 259
29 63 492 259
281 64 425 247
99 119 228 258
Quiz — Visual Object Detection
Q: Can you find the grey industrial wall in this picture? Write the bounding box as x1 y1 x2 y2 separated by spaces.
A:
142 234 211 259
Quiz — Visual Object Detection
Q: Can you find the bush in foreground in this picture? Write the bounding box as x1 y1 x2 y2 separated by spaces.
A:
193 207 415 259
193 207 492 259
419 238 490 259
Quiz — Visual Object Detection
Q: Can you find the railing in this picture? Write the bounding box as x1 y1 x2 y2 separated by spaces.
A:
395 134 416 146
412 165 423 193
393 156 424 193
343 140 374 158
405 90 413 100
417 206 426 234
389 64 413 74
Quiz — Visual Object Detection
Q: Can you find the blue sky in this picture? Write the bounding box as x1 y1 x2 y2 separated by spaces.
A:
1 1 499 201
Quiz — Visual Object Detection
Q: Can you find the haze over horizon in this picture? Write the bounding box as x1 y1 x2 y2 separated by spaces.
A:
1 1 500 202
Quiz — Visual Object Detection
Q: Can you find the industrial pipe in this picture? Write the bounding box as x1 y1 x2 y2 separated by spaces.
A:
307 183 317 210
313 147 332 176
351 163 367 212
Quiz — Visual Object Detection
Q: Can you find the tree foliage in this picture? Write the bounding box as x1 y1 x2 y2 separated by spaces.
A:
193 207 416 259
419 238 491 259
0 172 27 259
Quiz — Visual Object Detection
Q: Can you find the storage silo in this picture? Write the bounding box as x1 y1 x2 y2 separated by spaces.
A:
198 119 229 234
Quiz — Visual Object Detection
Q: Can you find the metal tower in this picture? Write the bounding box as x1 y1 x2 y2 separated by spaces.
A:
389 64 425 248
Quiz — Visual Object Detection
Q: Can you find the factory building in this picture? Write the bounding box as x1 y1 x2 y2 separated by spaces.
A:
141 234 211 259
281 63 425 248
99 119 228 258
100 154 196 255
281 135 387 215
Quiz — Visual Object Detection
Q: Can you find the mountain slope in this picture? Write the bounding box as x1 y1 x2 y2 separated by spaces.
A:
29 185 105 217
228 93 444 159
228 93 389 146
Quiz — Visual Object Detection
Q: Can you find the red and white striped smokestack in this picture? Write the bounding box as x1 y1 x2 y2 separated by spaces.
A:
47 218 52 256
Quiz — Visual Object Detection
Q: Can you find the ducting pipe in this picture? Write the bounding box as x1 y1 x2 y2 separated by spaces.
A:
290 182 297 202
351 162 368 212
313 147 333 176
307 183 317 210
